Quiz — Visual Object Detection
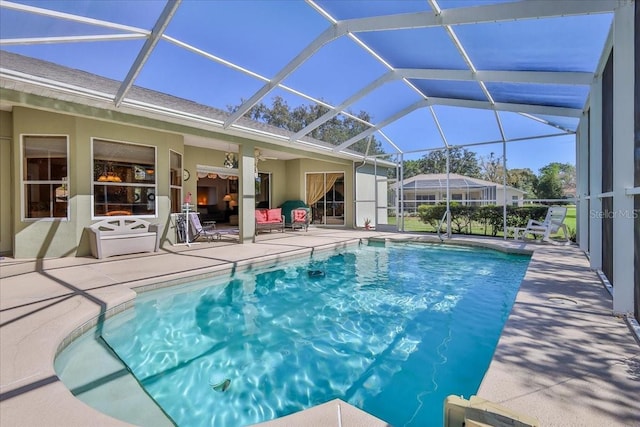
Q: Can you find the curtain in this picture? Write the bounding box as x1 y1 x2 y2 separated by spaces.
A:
306 173 342 205
306 174 325 205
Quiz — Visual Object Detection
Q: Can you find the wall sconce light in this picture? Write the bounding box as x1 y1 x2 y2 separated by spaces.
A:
224 153 237 168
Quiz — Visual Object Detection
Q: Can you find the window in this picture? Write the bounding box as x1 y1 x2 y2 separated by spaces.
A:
255 172 271 208
417 194 435 207
170 150 182 213
512 195 519 207
22 135 68 219
93 139 156 217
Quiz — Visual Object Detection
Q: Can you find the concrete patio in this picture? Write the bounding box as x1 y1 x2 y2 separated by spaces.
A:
1 228 638 426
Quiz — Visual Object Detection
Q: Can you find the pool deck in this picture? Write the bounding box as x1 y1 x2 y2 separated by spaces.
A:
1 228 638 426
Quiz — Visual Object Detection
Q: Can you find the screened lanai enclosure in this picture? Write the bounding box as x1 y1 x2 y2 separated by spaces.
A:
0 0 614 228
1 1 638 317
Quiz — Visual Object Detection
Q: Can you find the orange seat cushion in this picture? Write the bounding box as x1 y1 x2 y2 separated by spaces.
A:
293 209 307 221
255 209 268 222
267 208 282 222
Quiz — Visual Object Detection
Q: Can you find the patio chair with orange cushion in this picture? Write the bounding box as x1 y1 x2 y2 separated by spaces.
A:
291 208 310 231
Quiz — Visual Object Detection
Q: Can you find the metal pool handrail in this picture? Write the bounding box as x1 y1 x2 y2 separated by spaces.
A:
438 209 450 242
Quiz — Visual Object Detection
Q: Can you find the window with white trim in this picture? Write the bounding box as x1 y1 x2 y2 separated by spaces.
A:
22 135 69 219
92 139 156 217
170 150 182 213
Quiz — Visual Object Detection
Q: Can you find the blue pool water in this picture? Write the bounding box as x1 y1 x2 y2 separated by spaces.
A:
100 243 529 427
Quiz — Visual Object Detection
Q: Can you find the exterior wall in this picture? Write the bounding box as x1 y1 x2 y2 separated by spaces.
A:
10 107 183 258
496 188 523 207
0 111 13 255
635 0 640 322
12 107 78 258
4 104 373 256
283 159 302 201
355 164 381 227
611 1 636 315
256 159 288 208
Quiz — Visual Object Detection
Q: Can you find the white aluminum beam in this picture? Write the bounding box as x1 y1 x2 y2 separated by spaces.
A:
428 96 583 118
223 24 345 129
334 93 580 153
0 34 147 46
518 113 575 134
429 105 450 148
342 1 617 33
114 0 181 107
333 99 429 152
290 71 395 141
396 68 594 86
0 1 149 35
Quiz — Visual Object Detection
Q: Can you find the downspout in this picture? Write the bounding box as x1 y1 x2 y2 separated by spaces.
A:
495 110 508 240
353 136 373 229
374 157 378 227
430 106 451 238
502 139 508 239
398 153 404 232
446 147 451 238
354 159 366 229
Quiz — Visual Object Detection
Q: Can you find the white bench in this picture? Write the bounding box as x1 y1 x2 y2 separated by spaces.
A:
87 217 161 259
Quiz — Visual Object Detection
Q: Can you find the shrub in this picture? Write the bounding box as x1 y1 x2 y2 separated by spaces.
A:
417 204 446 230
416 204 551 236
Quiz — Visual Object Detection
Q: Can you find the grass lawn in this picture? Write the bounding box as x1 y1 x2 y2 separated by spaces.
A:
564 206 576 231
386 205 576 240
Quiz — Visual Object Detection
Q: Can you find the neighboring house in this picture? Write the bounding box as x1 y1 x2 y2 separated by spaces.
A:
397 173 526 208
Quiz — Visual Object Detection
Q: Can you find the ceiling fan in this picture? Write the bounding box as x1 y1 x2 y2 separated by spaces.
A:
254 148 278 162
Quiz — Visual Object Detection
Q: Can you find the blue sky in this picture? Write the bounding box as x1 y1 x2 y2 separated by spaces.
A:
1 0 613 173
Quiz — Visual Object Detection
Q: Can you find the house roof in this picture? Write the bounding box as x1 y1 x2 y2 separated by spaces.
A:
0 1 616 160
0 49 362 162
402 173 526 194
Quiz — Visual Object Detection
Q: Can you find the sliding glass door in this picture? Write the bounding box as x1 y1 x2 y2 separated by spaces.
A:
306 172 344 225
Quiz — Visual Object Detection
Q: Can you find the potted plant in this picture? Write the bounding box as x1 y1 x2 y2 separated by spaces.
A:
364 218 372 230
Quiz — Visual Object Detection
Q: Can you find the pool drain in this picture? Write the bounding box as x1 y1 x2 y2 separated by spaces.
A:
211 378 231 392
308 270 325 278
548 296 578 305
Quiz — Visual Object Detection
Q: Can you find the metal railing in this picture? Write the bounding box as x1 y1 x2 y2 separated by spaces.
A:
437 209 450 242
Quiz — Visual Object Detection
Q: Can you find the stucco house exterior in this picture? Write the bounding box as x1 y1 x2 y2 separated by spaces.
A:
0 51 389 259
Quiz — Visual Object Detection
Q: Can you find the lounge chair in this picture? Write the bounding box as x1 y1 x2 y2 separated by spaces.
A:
522 206 569 244
188 212 218 242
291 208 310 231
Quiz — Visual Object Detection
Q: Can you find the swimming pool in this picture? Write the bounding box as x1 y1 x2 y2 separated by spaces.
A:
61 242 530 427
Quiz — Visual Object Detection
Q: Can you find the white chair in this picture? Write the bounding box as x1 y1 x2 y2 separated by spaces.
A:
523 206 569 243
188 213 218 242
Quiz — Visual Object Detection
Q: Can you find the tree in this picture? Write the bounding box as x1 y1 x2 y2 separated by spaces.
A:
420 147 481 178
506 168 538 198
401 159 422 179
229 96 385 155
536 162 575 200
480 152 505 183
